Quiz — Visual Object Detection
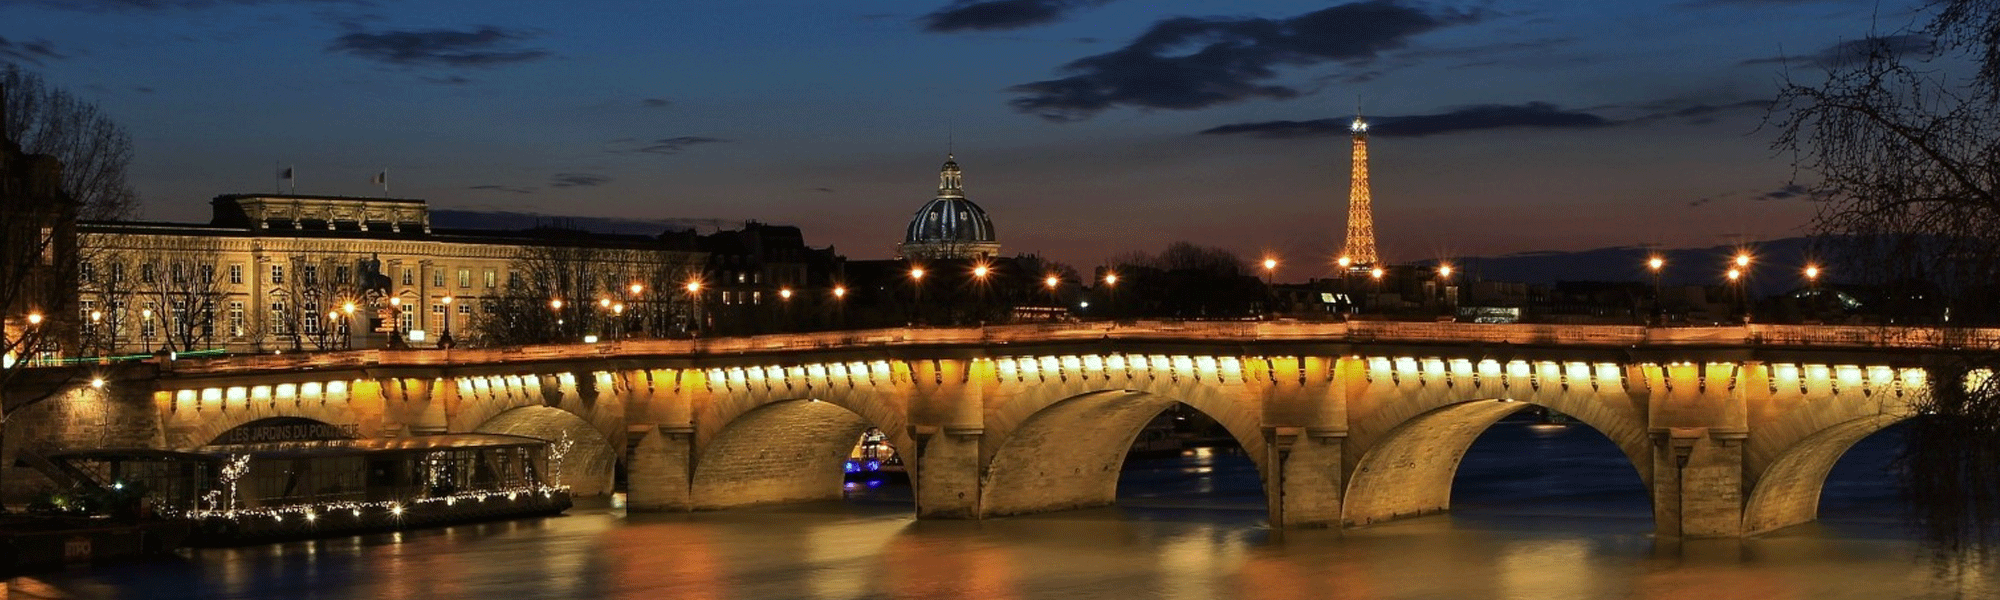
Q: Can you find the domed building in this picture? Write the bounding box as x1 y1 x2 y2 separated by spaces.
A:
897 154 999 260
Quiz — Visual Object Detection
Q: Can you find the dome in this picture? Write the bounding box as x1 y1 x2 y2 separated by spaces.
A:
897 154 1000 260
903 197 996 245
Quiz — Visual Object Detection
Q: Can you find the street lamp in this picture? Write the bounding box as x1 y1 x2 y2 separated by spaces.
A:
908 267 925 326
1368 267 1384 313
342 302 356 349
439 296 455 348
1436 263 1455 315
1648 256 1665 324
140 307 153 353
1726 268 1746 323
685 280 704 336
389 297 404 348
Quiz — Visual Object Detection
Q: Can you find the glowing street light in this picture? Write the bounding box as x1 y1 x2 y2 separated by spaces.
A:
1044 275 1060 290
1103 272 1118 286
779 288 793 300
1438 264 1453 278
1647 256 1666 325
1370 267 1384 280
910 267 925 281
26 312 42 326
1648 256 1665 272
439 296 456 348
1337 255 1353 270
1735 253 1752 268
972 264 990 279
832 285 846 299
1804 264 1821 282
629 283 644 296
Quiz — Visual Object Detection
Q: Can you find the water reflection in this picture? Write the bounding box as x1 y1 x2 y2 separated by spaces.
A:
11 420 2000 599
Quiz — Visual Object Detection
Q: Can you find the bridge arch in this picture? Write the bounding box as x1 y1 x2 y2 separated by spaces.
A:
979 389 1266 517
1342 398 1651 526
473 406 618 496
689 398 894 509
1741 412 1904 534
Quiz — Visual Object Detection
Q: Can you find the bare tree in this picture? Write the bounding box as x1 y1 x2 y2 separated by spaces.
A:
2 63 138 221
1 82 87 508
473 243 697 346
1772 0 2000 554
126 238 229 354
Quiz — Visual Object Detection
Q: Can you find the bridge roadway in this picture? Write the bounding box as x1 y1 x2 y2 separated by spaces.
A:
26 320 1996 538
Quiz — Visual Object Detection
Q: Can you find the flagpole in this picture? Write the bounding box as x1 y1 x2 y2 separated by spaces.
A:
289 164 297 194
275 161 281 194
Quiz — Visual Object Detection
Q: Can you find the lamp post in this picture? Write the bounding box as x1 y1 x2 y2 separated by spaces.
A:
341 302 356 349
832 284 846 329
1102 271 1119 319
439 296 455 348
548 298 565 342
1262 257 1279 319
1803 264 1822 322
140 307 153 353
388 297 404 349
1044 274 1061 321
1369 267 1385 313
1437 263 1455 317
1648 256 1665 325
685 280 703 336
1731 252 1752 323
612 302 625 339
1726 268 1745 323
909 267 925 326
89 309 103 356
628 283 645 338
971 263 990 325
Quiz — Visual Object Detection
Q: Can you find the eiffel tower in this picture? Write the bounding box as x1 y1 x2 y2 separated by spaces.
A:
1342 114 1380 268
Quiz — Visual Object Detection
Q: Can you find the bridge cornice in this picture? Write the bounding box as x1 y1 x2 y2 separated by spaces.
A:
133 321 1992 387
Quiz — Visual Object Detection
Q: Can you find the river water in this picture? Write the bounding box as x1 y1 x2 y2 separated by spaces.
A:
8 417 1997 599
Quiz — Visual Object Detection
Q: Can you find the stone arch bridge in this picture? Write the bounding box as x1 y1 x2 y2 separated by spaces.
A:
36 321 1997 538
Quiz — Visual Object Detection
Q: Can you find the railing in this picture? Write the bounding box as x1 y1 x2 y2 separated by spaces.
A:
156 321 2000 376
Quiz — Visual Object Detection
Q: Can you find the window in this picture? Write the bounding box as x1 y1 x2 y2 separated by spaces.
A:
80 261 94 284
140 263 157 284
169 262 186 284
457 303 473 315
270 264 285 285
432 269 445 287
269 299 289 334
302 299 321 335
399 306 414 334
752 291 762 305
722 291 732 305
483 269 496 289
141 301 158 339
431 303 446 331
302 264 318 286
229 263 243 284
458 268 470 288
335 266 351 284
110 262 124 283
228 302 245 337
401 267 414 286
39 227 53 265
199 264 215 284
79 299 97 335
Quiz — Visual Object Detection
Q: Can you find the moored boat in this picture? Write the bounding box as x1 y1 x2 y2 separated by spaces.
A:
48 434 571 546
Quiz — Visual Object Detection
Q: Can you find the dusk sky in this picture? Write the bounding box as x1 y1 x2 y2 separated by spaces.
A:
0 0 1925 276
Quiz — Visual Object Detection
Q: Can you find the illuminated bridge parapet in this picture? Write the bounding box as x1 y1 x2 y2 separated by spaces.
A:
25 320 1986 539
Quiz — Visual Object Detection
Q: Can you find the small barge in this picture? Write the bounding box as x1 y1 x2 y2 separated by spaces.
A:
48 434 571 546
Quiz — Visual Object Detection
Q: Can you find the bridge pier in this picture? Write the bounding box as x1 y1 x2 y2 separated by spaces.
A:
911 425 983 519
627 424 695 511
1651 427 1747 537
1278 428 1346 527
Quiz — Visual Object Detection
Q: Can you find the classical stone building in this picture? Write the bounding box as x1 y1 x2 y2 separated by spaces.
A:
77 194 707 354
897 155 999 260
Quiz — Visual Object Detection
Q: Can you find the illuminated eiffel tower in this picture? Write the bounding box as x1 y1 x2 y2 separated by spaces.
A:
1341 114 1380 268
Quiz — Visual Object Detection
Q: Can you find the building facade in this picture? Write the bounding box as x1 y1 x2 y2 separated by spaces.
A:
77 194 707 354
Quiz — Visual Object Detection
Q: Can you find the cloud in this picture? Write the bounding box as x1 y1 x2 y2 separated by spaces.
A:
615 135 728 155
0 0 359 10
469 184 535 194
813 187 835 193
549 173 610 188
328 26 550 68
1008 0 1475 121
1680 0 1846 7
1200 102 1616 139
0 36 62 64
1740 34 1931 68
1755 184 1811 201
921 0 1112 33
640 97 671 108
421 75 474 85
